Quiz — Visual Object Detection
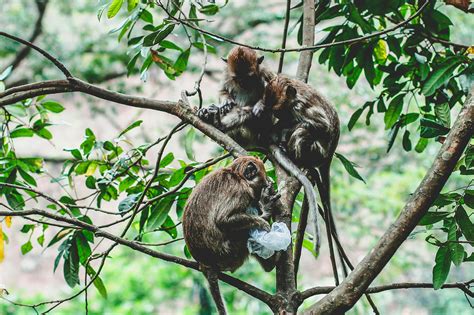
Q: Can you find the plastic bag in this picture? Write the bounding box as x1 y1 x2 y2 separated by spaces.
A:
247 222 291 259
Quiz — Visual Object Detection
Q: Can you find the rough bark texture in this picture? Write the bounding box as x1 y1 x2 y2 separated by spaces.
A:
304 87 474 314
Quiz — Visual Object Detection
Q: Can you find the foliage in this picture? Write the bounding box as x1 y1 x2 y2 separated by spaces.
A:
0 0 473 313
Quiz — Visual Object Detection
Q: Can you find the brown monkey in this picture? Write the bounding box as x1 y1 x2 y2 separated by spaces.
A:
264 75 340 256
182 156 281 315
198 46 275 148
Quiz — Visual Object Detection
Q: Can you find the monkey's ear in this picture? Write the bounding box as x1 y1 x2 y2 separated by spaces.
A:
286 86 297 99
221 57 228 63
243 162 258 180
257 56 264 64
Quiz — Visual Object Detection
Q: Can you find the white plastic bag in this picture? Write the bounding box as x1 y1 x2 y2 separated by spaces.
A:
247 222 292 259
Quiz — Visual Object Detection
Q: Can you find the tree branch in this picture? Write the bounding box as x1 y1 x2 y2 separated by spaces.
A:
0 208 274 305
300 279 474 298
157 0 430 53
304 86 474 314
2 0 49 73
0 77 247 157
296 0 316 82
277 0 292 73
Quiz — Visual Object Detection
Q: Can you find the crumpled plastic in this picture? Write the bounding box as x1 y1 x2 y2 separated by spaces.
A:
247 222 292 259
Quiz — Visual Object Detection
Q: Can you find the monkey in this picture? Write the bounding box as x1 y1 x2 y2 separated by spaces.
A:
197 46 275 149
182 156 282 315
262 74 349 282
196 47 323 256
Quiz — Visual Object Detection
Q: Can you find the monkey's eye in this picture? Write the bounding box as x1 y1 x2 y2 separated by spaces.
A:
243 162 258 180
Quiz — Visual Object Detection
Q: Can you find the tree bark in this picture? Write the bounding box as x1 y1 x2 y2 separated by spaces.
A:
304 86 474 314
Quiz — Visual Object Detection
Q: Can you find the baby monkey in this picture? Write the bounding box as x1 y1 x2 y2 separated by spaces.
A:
182 156 281 315
198 46 274 148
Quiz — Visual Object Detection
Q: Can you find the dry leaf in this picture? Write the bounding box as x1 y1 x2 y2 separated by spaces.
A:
5 216 12 228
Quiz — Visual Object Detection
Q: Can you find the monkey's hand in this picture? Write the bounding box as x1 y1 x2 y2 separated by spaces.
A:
197 105 220 124
219 99 237 115
260 183 281 216
252 101 265 118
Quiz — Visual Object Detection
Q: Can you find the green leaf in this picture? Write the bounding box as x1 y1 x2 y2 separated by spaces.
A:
432 246 451 290
66 149 83 160
0 66 13 81
63 242 80 288
160 40 183 51
184 128 195 161
418 211 450 226
140 9 153 23
335 153 365 183
21 241 33 255
118 193 140 214
199 4 219 15
119 176 136 192
434 103 451 128
147 197 175 229
373 39 388 63
86 266 108 299
464 191 474 209
455 206 474 241
386 123 400 153
348 108 364 131
449 243 464 266
10 128 34 138
160 152 174 168
127 0 138 11
119 120 143 137
402 130 412 151
18 168 37 186
174 49 190 73
107 0 124 19
42 101 65 113
420 118 450 138
384 94 405 130
75 232 92 265
415 137 429 153
85 176 96 189
35 128 53 140
143 25 174 47
422 59 462 96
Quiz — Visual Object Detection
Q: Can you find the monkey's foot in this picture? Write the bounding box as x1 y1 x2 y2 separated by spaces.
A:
197 105 220 122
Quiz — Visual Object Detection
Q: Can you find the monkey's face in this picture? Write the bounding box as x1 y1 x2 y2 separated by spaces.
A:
231 156 269 196
264 78 296 113
225 47 264 89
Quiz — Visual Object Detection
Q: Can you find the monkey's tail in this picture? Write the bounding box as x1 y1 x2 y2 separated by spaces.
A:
202 267 227 315
269 144 321 254
316 163 380 314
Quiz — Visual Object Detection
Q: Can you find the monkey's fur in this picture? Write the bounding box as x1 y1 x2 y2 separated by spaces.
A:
198 46 275 148
264 75 340 169
183 156 281 315
264 74 342 275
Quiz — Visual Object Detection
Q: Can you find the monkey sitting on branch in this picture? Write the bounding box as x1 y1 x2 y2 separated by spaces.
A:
183 156 290 315
263 74 342 275
195 46 324 254
197 46 275 149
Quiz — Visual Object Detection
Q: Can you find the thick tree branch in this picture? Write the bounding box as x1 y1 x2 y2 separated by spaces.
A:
304 87 474 314
0 78 246 157
296 0 316 82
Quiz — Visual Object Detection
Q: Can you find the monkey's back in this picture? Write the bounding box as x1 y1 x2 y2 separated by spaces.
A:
273 76 340 168
183 169 254 272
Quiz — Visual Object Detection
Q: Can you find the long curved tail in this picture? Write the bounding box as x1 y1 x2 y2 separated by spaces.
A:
316 162 380 313
269 144 321 254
